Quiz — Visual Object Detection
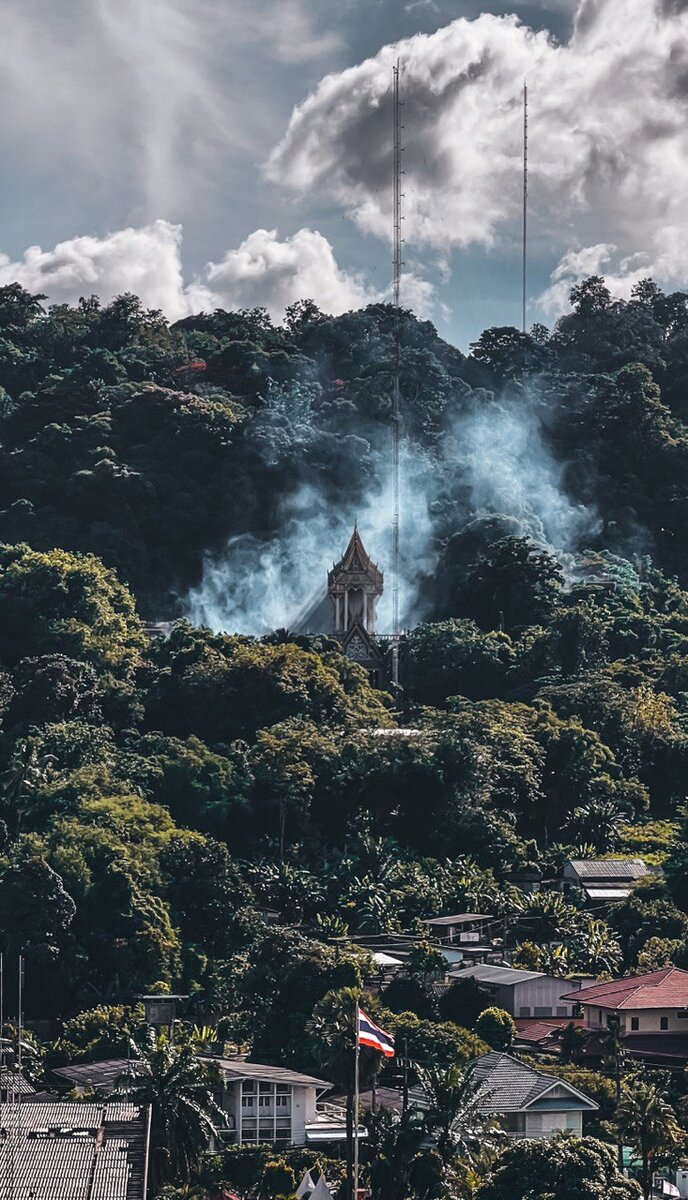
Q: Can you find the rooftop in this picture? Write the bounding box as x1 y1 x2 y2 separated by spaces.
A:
562 967 688 1010
472 1052 597 1114
448 964 548 986
566 859 650 879
207 1057 331 1090
53 1059 146 1092
423 914 492 926
0 1100 148 1200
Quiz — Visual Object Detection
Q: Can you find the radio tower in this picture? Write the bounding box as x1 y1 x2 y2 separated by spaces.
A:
391 57 403 687
522 78 528 333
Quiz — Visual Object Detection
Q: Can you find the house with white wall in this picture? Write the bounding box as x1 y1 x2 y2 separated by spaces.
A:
448 964 585 1018
208 1059 332 1146
562 967 688 1042
473 1052 598 1139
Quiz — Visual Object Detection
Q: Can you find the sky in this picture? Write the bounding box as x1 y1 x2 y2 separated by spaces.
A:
0 0 686 348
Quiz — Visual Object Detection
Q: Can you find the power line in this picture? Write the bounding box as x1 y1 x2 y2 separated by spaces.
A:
522 77 528 334
391 58 403 688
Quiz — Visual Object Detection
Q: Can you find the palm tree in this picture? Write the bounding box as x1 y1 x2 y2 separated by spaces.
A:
115 1030 224 1193
364 1107 427 1200
614 1076 684 1200
416 1062 502 1167
0 738 56 831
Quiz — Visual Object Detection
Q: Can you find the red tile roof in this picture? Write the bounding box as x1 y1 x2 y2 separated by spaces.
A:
561 967 688 1010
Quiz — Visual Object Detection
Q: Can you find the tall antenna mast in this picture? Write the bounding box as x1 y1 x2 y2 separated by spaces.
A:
522 78 528 333
391 57 403 687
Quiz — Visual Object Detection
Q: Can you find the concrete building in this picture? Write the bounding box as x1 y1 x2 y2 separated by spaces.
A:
208 1058 357 1148
562 967 688 1064
447 964 585 1018
473 1052 597 1139
562 858 651 904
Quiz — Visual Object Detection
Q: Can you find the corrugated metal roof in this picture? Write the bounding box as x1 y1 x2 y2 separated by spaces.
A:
0 1068 35 1095
54 1059 146 1090
0 1100 148 1199
448 964 546 986
423 914 492 926
567 859 649 879
208 1057 331 1089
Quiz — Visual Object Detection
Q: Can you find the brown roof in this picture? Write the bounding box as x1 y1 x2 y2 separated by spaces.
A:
328 529 383 591
562 967 688 1010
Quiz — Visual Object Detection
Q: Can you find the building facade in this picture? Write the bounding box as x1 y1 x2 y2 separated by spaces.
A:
448 964 585 1019
473 1052 598 1139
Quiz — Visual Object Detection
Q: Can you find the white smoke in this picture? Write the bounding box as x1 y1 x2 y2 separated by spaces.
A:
448 392 598 552
185 447 435 636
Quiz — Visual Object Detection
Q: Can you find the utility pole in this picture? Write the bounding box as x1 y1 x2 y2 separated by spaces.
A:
522 78 528 334
391 57 403 687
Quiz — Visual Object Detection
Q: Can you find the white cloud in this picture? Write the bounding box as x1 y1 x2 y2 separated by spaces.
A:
205 227 376 317
269 0 688 306
0 220 436 323
0 221 194 320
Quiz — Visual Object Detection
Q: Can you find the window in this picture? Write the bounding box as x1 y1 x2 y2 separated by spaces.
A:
556 1007 568 1017
518 1007 531 1018
630 1017 639 1031
660 1016 669 1031
534 1007 552 1018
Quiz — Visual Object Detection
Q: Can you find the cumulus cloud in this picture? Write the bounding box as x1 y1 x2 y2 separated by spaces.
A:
0 220 435 323
206 227 376 316
269 0 688 308
0 221 195 320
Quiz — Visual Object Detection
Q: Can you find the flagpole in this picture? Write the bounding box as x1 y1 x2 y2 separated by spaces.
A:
353 1001 360 1200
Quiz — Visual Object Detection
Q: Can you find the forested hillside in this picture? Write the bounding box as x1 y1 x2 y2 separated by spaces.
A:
1 277 688 1195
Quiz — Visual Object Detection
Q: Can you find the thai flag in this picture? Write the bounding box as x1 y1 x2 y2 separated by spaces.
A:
357 1007 395 1057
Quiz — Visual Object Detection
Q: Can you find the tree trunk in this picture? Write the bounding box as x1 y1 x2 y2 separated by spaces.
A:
642 1149 650 1200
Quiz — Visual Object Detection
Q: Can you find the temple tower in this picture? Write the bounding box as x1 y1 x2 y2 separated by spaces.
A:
328 527 383 635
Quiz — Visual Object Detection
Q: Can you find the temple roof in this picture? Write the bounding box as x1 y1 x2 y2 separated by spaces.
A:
328 528 383 591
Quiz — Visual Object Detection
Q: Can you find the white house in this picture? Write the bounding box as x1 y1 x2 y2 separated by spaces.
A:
208 1059 332 1146
473 1052 598 1139
561 967 688 1038
447 964 585 1018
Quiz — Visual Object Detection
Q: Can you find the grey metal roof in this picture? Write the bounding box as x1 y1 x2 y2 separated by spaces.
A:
54 1058 146 1091
208 1057 331 1089
423 914 492 926
472 1053 597 1114
0 1068 35 1095
567 859 649 879
448 964 547 986
0 1101 148 1200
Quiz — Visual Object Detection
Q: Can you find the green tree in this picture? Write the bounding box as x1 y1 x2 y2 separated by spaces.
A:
417 1062 502 1166
476 1135 640 1200
473 1008 515 1052
614 1077 685 1200
0 544 145 671
116 1030 223 1193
